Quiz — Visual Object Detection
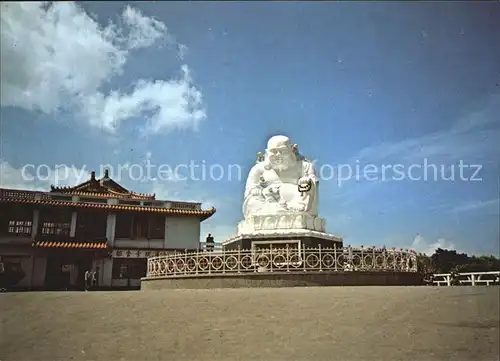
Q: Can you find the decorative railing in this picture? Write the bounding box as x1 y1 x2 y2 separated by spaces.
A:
146 246 418 278
0 188 51 200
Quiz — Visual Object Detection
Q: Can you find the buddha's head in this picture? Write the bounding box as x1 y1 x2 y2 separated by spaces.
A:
264 135 297 171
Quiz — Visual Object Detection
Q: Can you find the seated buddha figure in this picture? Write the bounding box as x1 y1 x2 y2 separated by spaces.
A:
242 135 319 219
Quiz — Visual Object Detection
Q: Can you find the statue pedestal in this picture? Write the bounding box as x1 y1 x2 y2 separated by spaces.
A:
223 213 343 251
237 214 326 234
222 228 343 251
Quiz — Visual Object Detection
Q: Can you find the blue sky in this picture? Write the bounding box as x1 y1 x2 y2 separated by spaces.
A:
1 2 499 256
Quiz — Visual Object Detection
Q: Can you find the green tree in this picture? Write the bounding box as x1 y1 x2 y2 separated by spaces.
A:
416 253 437 281
430 248 469 273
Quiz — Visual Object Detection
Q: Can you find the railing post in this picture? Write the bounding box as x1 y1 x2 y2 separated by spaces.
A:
269 244 273 273
303 244 307 272
348 245 354 271
318 244 322 272
360 246 364 270
173 251 177 276
184 249 187 275
286 245 290 273
471 274 476 286
195 249 199 275
237 246 241 274
333 244 338 272
208 251 212 275
254 247 258 273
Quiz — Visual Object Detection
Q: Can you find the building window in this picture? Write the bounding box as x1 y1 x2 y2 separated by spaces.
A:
1 205 33 236
39 210 72 237
132 214 149 239
8 220 32 235
149 215 165 239
115 213 133 238
41 222 71 236
115 213 164 239
76 211 107 238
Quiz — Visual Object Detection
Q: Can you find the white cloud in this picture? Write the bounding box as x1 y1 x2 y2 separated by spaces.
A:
451 198 499 214
411 234 457 256
121 5 167 50
0 2 206 134
178 44 188 60
0 161 91 190
85 65 205 134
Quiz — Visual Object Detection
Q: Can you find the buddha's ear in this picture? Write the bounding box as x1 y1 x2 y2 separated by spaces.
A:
292 144 299 152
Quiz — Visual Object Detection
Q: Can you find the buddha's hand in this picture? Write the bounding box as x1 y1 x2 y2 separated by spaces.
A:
268 184 281 194
298 176 313 192
287 202 306 212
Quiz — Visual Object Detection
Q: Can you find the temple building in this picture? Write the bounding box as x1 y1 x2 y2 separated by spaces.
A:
0 170 215 291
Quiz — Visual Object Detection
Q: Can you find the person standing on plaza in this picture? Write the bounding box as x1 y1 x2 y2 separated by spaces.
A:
84 270 91 291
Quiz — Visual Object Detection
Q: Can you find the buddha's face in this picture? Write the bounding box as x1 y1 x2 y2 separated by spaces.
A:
265 136 296 171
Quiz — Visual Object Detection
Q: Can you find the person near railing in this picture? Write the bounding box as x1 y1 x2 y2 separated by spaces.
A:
205 233 215 252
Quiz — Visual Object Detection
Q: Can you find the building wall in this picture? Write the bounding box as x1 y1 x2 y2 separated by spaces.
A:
100 258 113 287
114 239 164 249
103 215 203 289
111 215 202 251
32 255 47 289
0 236 32 247
165 216 201 250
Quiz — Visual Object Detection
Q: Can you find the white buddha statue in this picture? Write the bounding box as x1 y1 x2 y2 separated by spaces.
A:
242 135 319 219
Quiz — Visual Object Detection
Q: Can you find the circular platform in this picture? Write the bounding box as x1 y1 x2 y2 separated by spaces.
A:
141 246 421 290
142 271 422 290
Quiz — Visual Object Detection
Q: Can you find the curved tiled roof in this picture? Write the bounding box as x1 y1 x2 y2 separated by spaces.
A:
0 196 216 221
50 170 156 200
32 240 109 249
50 188 156 200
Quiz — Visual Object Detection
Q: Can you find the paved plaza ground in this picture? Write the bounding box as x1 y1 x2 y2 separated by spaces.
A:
1 286 499 361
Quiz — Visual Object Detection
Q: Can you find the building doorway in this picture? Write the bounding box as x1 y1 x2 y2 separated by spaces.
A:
111 258 147 289
45 252 93 291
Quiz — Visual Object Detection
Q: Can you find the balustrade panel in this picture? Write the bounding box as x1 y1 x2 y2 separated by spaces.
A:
145 246 418 278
